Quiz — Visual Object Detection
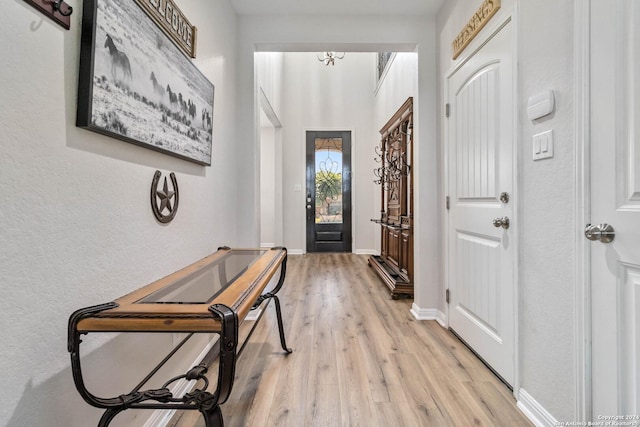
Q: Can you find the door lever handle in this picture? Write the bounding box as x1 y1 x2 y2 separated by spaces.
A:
584 223 615 243
492 216 510 229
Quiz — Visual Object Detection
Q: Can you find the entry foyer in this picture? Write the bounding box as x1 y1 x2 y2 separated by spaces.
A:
2 0 636 426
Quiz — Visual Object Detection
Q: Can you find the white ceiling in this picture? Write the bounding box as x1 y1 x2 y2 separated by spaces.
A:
230 0 444 16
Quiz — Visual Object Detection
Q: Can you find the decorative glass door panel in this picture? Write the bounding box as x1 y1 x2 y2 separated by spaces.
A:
315 138 343 224
306 131 352 252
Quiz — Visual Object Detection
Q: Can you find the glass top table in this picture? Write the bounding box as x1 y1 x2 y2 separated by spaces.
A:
137 250 265 304
73 247 286 333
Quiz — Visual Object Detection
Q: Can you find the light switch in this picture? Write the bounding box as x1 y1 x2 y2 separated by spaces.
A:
533 130 553 160
293 184 302 192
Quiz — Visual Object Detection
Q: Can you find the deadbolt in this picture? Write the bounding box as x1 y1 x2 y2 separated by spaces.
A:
500 192 510 204
584 223 615 243
492 216 510 229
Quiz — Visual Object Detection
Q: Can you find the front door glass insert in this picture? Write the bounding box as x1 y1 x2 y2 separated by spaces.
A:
315 138 343 224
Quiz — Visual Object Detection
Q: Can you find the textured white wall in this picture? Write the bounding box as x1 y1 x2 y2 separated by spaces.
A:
374 54 418 128
437 0 577 420
0 0 238 425
518 0 576 420
256 52 285 120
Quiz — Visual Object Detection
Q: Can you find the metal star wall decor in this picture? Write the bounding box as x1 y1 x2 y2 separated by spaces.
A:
151 170 179 223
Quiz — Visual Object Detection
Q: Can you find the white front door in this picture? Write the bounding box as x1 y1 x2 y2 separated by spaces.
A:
446 17 515 385
590 0 640 416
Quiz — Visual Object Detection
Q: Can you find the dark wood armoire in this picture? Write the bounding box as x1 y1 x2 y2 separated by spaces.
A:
369 97 414 298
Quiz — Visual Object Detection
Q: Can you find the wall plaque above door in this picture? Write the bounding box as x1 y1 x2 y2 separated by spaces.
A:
452 0 501 60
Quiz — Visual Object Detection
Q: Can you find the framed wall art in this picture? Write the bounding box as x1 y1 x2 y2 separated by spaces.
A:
77 0 214 165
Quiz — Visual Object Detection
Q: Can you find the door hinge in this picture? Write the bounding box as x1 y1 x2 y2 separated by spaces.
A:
445 103 450 118
446 196 450 210
446 289 450 304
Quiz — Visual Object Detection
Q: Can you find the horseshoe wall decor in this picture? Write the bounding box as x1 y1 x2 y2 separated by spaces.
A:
151 171 179 223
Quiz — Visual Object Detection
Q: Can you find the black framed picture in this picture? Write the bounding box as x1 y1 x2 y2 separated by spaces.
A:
77 0 214 165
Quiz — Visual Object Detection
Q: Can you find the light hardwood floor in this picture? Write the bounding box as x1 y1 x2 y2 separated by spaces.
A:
171 253 532 427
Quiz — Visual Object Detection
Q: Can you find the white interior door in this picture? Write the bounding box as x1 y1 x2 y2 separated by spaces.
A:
447 18 515 386
590 0 640 416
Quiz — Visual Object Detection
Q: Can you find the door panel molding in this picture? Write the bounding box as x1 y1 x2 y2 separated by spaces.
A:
616 1 640 209
618 263 640 413
573 0 591 421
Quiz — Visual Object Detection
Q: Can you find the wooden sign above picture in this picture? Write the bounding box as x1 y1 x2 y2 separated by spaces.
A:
452 0 501 60
133 0 197 58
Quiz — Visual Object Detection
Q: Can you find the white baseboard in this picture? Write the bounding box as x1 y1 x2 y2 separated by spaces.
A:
245 308 262 321
354 249 378 255
435 310 447 328
410 303 438 320
142 338 218 427
260 242 275 248
517 388 558 427
286 249 378 255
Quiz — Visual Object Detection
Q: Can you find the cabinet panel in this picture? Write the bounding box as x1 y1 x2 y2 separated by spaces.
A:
381 226 389 257
400 230 411 275
387 228 401 267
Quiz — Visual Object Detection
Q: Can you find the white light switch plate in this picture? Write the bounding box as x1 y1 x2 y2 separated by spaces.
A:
533 130 554 160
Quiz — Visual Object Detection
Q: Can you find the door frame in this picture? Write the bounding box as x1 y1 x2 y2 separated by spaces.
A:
301 127 356 253
574 0 591 421
442 6 520 398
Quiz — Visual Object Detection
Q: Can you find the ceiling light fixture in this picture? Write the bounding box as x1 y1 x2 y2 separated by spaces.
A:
317 52 345 66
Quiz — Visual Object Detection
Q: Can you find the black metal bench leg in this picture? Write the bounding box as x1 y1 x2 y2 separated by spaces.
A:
272 295 292 354
201 405 224 427
97 407 124 427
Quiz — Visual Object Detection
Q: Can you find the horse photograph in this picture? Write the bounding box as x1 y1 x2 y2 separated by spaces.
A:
76 0 214 165
149 71 165 99
104 33 132 82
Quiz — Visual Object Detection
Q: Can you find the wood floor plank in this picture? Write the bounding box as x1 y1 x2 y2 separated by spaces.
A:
171 253 532 427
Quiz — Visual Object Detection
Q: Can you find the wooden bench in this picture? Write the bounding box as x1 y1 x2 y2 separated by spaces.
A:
67 247 292 427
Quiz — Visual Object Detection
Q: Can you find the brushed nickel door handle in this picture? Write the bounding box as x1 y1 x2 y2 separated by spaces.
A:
492 216 510 229
584 223 615 243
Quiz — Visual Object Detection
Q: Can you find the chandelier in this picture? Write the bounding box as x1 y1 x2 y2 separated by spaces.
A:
317 52 345 66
